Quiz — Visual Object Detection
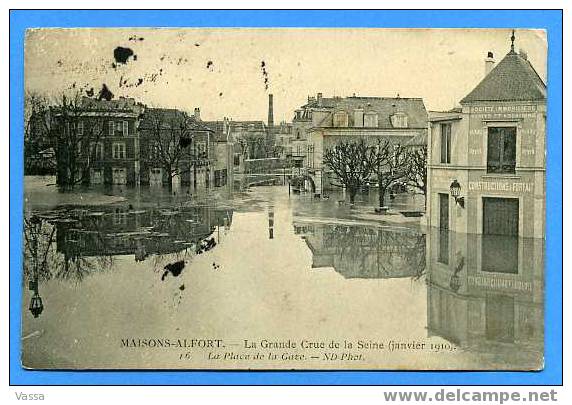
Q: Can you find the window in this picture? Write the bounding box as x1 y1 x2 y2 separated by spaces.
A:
108 121 114 136
364 113 378 128
214 169 228 187
440 123 452 164
391 113 408 128
333 111 348 127
123 121 129 136
77 121 84 136
487 127 516 173
112 142 126 159
195 141 207 158
90 142 103 160
92 120 102 135
150 142 161 159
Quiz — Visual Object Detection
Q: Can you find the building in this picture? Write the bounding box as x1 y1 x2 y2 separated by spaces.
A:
50 98 234 190
51 96 144 186
426 32 546 239
425 32 545 359
274 121 294 160
139 107 227 189
301 93 428 195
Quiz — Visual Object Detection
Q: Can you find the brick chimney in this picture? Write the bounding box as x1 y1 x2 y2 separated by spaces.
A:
317 92 323 107
267 94 274 128
194 107 201 121
485 51 495 76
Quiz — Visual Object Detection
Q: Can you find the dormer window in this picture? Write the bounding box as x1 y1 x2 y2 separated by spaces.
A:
391 112 408 128
333 111 348 127
364 113 378 128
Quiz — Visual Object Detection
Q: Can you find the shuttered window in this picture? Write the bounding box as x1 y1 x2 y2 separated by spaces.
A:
487 127 516 173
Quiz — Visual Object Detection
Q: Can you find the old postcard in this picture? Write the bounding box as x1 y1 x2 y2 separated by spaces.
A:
22 28 546 370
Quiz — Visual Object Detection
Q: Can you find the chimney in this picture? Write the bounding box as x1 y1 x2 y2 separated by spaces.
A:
485 51 495 76
194 107 201 121
519 48 528 60
317 92 323 107
267 94 274 128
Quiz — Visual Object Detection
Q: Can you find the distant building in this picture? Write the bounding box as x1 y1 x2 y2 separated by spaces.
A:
138 107 223 189
229 120 269 160
274 121 294 160
301 93 428 195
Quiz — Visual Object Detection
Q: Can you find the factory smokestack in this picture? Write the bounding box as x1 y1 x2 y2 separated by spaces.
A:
268 94 274 128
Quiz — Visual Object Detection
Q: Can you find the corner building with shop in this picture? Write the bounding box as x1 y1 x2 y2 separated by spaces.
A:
427 34 546 240
424 34 546 356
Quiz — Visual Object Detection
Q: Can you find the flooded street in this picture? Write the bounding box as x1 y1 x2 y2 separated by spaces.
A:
21 177 543 370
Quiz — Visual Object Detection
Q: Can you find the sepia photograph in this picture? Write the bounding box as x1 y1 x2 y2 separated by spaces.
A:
21 27 547 371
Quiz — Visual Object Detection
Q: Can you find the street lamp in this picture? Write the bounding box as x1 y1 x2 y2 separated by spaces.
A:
449 179 465 208
29 292 44 318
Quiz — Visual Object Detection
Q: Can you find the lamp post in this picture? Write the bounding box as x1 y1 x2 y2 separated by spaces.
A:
28 215 44 318
449 179 465 208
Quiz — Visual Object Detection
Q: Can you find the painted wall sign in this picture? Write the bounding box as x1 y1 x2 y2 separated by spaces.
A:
468 275 532 292
468 181 534 193
471 105 537 113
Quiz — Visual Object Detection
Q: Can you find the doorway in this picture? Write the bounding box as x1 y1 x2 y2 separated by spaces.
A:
482 197 519 273
438 193 449 264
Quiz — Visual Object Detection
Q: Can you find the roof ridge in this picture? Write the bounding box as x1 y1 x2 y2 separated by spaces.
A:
461 50 546 104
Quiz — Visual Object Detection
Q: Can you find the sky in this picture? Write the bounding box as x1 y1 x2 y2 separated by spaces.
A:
24 28 547 123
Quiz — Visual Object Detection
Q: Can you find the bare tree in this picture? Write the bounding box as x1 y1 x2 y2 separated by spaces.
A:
404 145 428 208
51 92 106 189
24 91 54 174
367 140 408 208
141 109 203 189
323 139 373 204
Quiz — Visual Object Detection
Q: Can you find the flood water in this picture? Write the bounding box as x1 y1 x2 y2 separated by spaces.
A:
21 177 543 370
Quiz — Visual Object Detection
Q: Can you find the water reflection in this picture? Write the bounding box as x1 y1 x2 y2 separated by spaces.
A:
426 228 544 366
294 221 544 368
294 221 426 280
23 204 233 317
21 185 544 370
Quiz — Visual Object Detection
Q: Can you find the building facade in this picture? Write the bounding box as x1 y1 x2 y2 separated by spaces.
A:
52 97 144 186
301 93 428 195
425 33 546 355
51 99 233 191
427 35 546 239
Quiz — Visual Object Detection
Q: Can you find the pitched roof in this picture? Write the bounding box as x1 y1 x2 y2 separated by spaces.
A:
461 51 546 103
139 108 213 132
303 96 428 129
